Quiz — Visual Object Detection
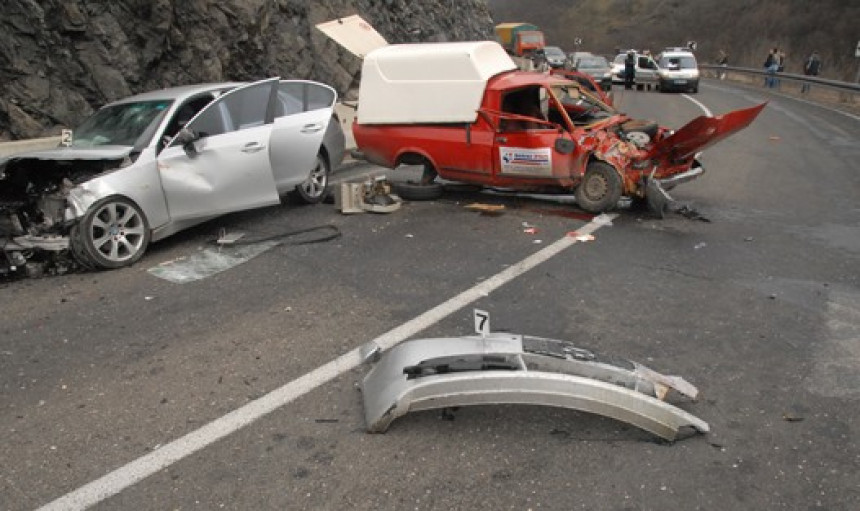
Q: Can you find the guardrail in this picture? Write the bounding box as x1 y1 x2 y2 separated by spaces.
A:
700 64 860 98
0 136 61 158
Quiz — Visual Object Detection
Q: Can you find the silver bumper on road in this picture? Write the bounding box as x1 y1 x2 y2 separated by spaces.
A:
361 333 709 441
657 157 705 189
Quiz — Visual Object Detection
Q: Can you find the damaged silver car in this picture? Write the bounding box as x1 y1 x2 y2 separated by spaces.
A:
0 77 345 275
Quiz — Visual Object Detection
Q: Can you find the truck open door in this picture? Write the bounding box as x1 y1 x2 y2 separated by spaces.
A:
315 14 388 58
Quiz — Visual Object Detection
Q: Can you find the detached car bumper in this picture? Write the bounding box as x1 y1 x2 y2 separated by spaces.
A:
360 333 708 441
657 158 705 189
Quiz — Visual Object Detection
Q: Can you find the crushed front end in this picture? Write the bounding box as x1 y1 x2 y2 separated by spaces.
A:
0 157 120 277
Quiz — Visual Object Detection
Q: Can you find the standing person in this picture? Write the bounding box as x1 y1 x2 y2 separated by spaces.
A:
716 49 728 79
624 51 636 90
532 48 548 73
764 47 779 88
801 50 821 93
775 50 786 88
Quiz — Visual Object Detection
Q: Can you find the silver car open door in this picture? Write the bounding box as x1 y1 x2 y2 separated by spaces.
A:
156 78 280 222
268 80 337 194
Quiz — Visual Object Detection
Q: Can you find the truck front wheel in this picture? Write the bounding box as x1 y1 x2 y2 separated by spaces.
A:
575 162 622 213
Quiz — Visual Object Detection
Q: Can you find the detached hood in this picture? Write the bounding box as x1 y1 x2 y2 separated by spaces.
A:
646 103 766 161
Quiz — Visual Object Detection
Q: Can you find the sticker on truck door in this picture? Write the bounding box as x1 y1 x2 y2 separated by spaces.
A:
499 146 553 176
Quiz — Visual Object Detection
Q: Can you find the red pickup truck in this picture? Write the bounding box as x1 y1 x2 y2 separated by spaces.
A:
318 19 764 213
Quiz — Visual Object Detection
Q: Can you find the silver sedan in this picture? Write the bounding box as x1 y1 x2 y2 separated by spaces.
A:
0 78 345 272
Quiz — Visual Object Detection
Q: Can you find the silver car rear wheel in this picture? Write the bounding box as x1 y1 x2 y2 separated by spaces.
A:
293 153 329 204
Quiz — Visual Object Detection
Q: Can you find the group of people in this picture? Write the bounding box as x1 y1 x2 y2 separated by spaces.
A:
763 48 822 91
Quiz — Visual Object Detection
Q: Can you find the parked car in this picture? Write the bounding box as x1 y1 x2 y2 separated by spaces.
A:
568 54 613 92
549 68 613 106
611 51 659 90
541 46 568 68
0 78 345 274
656 49 700 93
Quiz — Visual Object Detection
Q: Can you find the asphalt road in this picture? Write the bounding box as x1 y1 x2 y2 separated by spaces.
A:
2 79 859 510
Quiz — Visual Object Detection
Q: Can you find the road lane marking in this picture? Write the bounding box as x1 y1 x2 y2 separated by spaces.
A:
682 93 713 116
38 213 617 511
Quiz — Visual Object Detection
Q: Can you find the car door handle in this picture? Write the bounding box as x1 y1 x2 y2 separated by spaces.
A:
496 137 507 143
241 142 265 153
301 123 324 134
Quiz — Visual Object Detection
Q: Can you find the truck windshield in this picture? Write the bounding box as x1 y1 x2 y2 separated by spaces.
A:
550 83 613 123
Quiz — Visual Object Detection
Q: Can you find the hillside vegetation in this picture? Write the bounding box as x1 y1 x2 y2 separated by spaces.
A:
488 0 859 80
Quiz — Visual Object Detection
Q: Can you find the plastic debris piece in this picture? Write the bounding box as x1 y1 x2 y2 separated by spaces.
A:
567 232 596 242
593 213 615 226
523 227 539 234
466 203 506 214
769 136 781 141
694 242 707 250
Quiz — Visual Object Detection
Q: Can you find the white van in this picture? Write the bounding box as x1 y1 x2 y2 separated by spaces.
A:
656 50 700 93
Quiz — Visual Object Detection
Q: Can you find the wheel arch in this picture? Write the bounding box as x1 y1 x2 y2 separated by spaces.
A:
394 149 438 172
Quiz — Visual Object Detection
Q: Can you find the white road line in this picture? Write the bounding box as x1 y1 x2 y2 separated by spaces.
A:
681 93 713 116
37 214 618 511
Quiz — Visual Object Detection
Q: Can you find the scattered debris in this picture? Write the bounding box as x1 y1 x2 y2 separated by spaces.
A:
314 418 340 424
675 204 711 222
523 227 539 234
782 413 804 422
336 176 402 214
694 242 707 250
567 231 595 242
769 136 781 141
744 236 754 242
465 203 506 215
216 230 246 245
148 241 281 283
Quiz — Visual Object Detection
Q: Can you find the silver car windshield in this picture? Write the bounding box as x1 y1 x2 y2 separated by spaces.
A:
576 56 609 69
544 46 565 58
72 100 173 147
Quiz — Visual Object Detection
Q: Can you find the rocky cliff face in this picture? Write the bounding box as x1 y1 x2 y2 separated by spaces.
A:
0 0 493 140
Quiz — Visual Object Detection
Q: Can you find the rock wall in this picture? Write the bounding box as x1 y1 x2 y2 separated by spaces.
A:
0 0 494 140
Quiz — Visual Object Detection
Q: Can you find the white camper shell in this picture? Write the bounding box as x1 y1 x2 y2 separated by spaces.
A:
357 42 518 125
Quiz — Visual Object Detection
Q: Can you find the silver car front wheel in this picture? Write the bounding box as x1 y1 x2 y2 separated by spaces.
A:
70 196 150 270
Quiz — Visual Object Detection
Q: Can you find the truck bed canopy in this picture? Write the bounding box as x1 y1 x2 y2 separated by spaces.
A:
358 41 518 125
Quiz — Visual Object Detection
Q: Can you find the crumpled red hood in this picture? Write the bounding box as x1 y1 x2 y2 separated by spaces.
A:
645 103 766 161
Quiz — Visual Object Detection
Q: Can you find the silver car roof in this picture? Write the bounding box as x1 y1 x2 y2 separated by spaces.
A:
107 82 247 106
